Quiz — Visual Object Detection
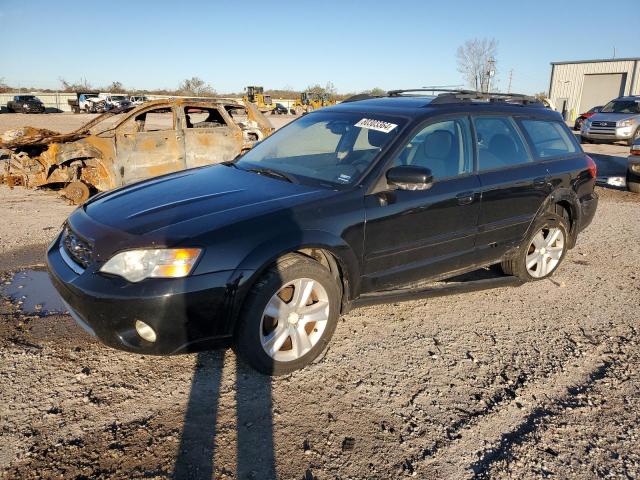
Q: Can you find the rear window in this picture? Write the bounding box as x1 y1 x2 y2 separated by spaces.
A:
520 120 578 159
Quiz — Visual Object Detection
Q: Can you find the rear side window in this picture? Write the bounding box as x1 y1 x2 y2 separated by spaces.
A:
474 116 531 171
520 120 578 158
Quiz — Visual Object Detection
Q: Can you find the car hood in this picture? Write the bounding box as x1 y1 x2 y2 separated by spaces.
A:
590 112 638 123
83 165 332 238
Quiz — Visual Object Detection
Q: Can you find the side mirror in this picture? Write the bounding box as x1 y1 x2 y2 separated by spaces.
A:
386 166 433 191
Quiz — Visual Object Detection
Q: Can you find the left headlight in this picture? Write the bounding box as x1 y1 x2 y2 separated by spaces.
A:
618 120 633 128
100 248 202 282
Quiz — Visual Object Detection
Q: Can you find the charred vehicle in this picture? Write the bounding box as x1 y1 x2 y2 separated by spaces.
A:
0 99 273 203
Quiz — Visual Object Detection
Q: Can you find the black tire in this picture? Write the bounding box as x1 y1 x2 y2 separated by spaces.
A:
234 253 340 375
501 210 570 281
628 171 640 193
580 136 591 144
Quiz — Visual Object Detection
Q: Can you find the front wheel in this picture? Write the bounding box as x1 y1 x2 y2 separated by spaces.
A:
501 212 569 281
626 128 640 147
234 254 340 375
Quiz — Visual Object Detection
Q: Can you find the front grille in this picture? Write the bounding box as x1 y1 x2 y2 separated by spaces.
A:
62 225 93 268
591 121 616 128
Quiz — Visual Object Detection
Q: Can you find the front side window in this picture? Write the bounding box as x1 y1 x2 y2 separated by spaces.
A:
474 116 531 170
236 112 405 186
520 119 578 158
133 107 174 132
393 117 473 180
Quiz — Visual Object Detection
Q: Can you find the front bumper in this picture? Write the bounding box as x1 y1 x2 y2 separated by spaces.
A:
581 126 635 141
47 234 247 355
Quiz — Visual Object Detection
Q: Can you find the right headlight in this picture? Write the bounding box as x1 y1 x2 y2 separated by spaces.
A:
100 248 202 282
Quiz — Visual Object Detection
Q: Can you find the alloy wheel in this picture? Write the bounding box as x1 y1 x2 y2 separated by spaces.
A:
260 278 330 362
526 227 565 278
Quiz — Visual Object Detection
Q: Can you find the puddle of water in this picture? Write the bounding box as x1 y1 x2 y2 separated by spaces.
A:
1 270 67 315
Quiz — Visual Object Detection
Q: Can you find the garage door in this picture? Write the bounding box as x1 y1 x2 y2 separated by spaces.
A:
579 73 627 113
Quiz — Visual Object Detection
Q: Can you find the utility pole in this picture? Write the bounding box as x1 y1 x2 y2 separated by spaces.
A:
507 69 513 94
486 57 496 93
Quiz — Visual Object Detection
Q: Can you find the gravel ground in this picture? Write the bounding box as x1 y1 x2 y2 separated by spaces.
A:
0 113 639 479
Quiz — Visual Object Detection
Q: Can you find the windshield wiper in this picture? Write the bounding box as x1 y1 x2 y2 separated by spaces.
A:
246 167 298 183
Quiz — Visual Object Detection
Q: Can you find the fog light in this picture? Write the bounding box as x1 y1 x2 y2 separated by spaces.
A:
631 164 640 173
135 320 157 343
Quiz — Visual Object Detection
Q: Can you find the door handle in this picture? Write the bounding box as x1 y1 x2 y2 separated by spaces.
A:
456 192 475 205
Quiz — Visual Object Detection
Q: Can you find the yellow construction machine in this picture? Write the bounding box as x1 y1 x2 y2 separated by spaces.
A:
290 92 336 115
243 86 274 113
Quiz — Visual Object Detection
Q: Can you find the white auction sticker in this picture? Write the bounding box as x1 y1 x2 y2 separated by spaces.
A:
354 118 398 133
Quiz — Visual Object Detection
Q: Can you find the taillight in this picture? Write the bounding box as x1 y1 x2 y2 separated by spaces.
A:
585 155 597 179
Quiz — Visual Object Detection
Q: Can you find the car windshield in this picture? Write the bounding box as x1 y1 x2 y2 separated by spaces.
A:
601 100 640 114
236 111 405 187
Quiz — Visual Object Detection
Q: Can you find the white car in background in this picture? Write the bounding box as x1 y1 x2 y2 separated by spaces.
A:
129 96 149 106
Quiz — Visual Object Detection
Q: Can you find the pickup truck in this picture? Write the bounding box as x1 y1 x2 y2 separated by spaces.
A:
6 95 45 113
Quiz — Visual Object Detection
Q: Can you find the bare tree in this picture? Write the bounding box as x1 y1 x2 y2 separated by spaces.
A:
59 77 93 92
0 77 9 93
456 38 498 93
105 81 125 93
178 77 216 96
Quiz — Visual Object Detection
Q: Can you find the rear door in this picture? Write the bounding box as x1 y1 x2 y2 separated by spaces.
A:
115 106 185 185
362 116 481 292
182 105 243 168
473 115 551 264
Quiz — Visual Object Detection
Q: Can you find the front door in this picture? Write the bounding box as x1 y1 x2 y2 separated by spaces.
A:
362 116 481 292
115 106 185 185
182 105 244 168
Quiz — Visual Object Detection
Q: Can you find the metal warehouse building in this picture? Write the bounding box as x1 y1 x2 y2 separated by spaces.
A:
549 57 640 119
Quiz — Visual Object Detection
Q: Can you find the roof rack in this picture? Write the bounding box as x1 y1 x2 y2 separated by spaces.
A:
341 93 384 103
387 88 543 106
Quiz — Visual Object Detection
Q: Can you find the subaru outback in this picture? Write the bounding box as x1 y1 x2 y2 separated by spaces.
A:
47 90 598 375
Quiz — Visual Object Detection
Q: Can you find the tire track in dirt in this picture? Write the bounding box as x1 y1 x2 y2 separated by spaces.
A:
412 327 635 478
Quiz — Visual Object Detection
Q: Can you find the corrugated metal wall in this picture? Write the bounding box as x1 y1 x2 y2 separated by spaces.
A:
549 59 640 118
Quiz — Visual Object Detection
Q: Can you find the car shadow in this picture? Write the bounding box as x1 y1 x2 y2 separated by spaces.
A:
172 352 277 479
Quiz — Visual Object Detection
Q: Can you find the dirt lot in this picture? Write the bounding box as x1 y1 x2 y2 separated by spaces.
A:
1 113 639 479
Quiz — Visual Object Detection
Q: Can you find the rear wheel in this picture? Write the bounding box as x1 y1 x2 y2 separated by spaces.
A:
501 212 569 281
234 254 340 375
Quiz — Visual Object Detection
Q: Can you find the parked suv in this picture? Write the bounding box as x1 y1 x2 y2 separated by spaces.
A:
581 96 640 146
47 90 598 375
6 95 45 113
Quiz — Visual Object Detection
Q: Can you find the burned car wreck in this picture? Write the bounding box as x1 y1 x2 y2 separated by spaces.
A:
0 99 273 203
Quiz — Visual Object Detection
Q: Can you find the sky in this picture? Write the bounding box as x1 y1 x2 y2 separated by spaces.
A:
1 0 638 95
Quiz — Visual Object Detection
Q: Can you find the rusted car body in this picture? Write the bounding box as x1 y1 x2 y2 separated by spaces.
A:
0 98 273 203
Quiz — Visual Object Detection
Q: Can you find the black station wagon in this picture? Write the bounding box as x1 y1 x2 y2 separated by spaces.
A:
47 90 598 375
